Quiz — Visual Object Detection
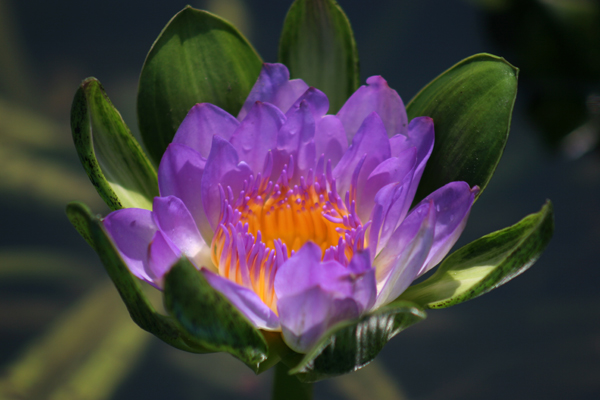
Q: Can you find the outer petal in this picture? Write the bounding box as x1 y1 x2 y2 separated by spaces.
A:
417 181 477 276
103 208 158 284
152 196 213 271
172 103 240 158
146 230 181 288
373 201 436 308
202 269 280 330
275 243 375 353
201 136 253 232
278 287 359 353
333 112 391 201
158 143 212 243
314 115 348 168
238 63 308 120
389 117 435 205
230 101 285 173
337 75 408 140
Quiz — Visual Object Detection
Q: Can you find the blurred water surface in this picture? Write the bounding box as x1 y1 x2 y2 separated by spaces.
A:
0 0 599 399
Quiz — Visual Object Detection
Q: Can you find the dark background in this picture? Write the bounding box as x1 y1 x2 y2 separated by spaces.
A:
0 0 599 399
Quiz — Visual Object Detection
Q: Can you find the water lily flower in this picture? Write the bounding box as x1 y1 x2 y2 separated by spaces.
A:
103 63 477 353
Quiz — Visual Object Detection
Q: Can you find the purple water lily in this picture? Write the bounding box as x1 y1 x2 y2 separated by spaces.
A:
103 63 477 353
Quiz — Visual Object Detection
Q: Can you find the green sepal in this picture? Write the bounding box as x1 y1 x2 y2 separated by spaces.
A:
70 78 159 210
65 201 212 353
400 201 554 309
407 53 518 203
279 0 359 113
137 6 263 164
284 300 426 383
163 258 269 372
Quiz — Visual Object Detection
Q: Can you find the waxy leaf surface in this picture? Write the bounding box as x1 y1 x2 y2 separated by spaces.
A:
65 202 211 353
287 300 426 382
138 6 263 164
279 0 359 113
400 201 554 308
164 258 269 371
407 53 518 203
71 78 158 210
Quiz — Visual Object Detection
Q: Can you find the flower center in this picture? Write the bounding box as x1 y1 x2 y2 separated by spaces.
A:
210 154 368 311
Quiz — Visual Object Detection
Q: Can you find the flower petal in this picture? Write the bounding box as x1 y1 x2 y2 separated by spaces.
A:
374 200 436 308
417 181 477 276
172 103 240 158
103 208 158 284
337 75 408 140
230 101 285 173
202 269 280 331
238 63 308 120
333 112 391 201
287 87 329 119
158 143 212 243
278 287 359 353
314 115 348 168
389 117 435 204
146 230 180 288
275 243 375 353
152 196 213 271
201 136 253 232
357 148 417 222
275 99 316 182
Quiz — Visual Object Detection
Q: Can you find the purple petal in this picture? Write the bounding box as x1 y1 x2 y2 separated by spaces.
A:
230 101 285 172
417 182 477 276
333 112 391 201
202 269 280 330
158 143 212 243
337 75 408 140
275 100 316 182
172 103 240 158
146 230 181 288
238 63 308 120
278 286 359 353
287 87 329 119
314 115 348 168
357 148 416 222
201 136 253 231
103 208 158 284
374 201 436 308
389 117 435 204
275 243 375 352
152 196 213 270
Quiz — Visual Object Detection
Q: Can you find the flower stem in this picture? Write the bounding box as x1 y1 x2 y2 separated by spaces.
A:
272 362 313 400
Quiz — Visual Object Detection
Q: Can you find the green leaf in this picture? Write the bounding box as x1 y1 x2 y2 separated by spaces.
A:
138 6 263 164
65 201 211 353
163 258 269 372
407 53 518 203
71 78 158 211
400 201 554 309
287 300 426 383
279 0 359 113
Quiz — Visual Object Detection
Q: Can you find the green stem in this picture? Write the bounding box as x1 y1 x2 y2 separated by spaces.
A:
272 362 313 400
